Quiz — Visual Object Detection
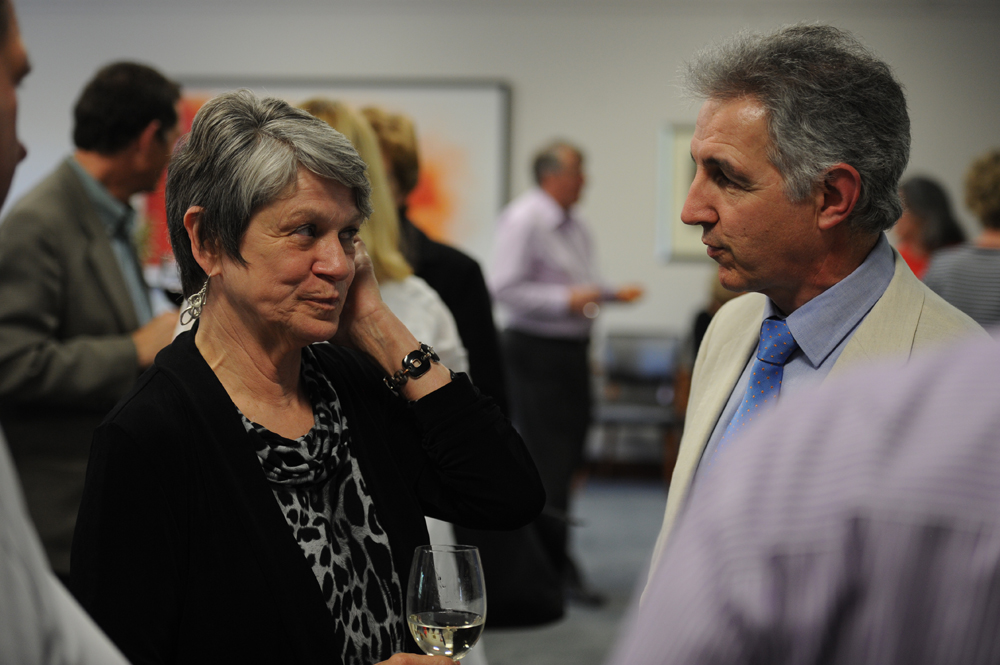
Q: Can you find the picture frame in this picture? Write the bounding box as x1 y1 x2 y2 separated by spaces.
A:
654 123 706 263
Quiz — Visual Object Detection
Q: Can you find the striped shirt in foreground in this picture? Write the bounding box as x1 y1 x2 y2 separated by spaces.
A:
924 244 1000 326
612 332 1000 665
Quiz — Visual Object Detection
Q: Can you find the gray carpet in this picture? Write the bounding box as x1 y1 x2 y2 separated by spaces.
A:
480 479 667 665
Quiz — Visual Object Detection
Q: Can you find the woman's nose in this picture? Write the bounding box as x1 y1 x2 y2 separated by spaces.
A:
315 238 354 280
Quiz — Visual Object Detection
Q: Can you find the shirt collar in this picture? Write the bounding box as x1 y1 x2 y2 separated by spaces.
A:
68 156 136 238
532 188 576 230
767 233 895 367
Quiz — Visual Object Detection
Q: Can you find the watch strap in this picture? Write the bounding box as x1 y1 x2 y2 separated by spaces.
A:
383 343 440 393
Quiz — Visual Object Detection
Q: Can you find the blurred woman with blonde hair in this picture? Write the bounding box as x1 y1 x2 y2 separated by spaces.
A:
299 98 468 374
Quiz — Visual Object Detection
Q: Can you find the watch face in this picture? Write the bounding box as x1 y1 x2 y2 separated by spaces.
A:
410 359 429 376
404 348 434 378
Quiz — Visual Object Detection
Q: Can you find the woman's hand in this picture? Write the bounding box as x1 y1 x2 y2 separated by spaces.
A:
375 654 458 665
332 237 387 350
332 238 451 400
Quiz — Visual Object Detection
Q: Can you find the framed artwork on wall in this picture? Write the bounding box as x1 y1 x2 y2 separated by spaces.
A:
654 123 706 263
141 77 512 293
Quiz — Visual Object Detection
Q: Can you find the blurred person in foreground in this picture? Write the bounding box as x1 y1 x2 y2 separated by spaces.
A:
648 24 986 577
361 105 507 415
70 89 544 665
0 1 131 662
611 332 1000 664
924 149 1000 326
490 140 643 605
894 176 965 279
0 60 180 580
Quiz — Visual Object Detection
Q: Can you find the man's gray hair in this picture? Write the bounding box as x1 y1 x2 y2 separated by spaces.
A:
684 24 910 235
533 141 583 185
166 89 374 297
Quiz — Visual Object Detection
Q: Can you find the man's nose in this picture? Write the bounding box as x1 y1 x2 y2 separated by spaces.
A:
680 172 715 226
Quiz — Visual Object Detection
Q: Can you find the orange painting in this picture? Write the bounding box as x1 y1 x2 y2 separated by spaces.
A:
143 96 468 263
139 81 507 277
406 139 467 243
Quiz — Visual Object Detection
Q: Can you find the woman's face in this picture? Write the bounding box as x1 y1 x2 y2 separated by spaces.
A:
212 168 362 351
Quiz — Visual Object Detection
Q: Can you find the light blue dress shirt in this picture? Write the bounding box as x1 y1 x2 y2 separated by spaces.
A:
69 158 152 326
697 234 896 474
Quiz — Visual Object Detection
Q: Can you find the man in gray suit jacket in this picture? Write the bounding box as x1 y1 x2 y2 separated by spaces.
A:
648 25 987 579
0 62 181 578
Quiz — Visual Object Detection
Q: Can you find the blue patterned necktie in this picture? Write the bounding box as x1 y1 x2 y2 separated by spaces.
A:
712 317 798 462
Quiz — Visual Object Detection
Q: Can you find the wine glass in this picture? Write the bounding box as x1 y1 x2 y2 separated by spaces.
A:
406 544 486 660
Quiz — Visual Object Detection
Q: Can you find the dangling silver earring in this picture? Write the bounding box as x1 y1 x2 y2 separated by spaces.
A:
179 279 208 326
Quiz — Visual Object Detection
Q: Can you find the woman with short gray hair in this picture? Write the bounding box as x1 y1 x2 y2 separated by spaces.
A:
71 90 544 665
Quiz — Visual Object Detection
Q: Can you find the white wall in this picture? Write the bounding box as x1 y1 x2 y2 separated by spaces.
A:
14 0 1000 341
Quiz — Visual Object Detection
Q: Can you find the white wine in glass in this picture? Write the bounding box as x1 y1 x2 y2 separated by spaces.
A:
406 544 486 660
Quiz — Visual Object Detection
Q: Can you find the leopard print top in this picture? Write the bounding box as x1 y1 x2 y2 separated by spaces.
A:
241 345 405 664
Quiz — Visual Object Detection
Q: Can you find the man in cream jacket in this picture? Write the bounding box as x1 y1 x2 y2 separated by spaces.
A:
648 24 987 579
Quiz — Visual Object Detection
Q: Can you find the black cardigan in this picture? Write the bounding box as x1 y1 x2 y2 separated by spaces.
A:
71 331 544 665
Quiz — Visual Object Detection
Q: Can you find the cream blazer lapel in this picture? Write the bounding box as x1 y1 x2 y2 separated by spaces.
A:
649 293 765 571
59 162 140 332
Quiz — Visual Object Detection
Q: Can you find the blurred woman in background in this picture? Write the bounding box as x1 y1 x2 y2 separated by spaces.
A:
300 98 487 665
895 176 966 278
924 150 1000 327
299 98 468 375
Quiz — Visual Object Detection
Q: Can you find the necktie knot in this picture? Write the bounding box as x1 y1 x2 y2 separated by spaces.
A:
757 317 797 366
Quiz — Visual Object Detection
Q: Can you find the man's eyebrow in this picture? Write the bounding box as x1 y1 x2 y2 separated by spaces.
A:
702 155 752 187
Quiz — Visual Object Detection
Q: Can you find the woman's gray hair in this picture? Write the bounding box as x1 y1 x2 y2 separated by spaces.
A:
166 89 374 297
683 24 910 236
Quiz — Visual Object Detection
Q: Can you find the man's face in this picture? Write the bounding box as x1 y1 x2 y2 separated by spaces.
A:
137 104 181 193
0 8 29 207
681 97 822 312
545 148 585 210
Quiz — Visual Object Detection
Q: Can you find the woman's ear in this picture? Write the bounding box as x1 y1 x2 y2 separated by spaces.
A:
183 206 219 276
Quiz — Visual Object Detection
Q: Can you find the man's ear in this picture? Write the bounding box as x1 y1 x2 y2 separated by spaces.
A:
183 206 218 276
817 164 861 231
133 120 162 161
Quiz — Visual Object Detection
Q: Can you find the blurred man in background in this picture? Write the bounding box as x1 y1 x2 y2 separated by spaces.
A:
0 2 133 662
491 141 643 604
0 60 180 580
